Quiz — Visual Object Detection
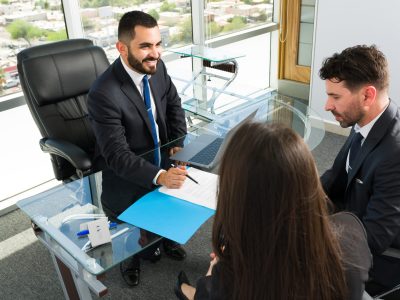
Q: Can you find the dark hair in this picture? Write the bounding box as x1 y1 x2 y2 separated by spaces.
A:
118 11 158 43
212 122 347 300
319 44 389 92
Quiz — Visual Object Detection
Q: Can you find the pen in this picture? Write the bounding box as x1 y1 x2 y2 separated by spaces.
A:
171 164 199 184
77 222 118 237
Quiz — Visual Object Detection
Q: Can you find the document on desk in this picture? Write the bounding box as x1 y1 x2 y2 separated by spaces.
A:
118 168 217 244
159 168 218 210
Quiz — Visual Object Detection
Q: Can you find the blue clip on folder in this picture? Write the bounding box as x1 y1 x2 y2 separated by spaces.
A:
118 189 215 244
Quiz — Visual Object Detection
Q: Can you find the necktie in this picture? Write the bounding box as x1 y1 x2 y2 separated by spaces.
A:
142 75 160 166
349 132 363 170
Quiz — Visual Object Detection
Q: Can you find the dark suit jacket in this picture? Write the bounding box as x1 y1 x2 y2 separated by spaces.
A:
88 58 186 216
321 100 400 287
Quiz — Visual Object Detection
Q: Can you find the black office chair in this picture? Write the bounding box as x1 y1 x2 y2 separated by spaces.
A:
371 248 400 299
17 39 110 181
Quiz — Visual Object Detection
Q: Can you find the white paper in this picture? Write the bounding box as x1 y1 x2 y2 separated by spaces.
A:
159 168 218 210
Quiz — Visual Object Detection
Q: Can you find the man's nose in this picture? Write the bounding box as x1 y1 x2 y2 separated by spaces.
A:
325 98 334 111
150 46 160 58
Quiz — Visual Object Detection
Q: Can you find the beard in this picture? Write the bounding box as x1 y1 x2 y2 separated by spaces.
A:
127 49 159 75
332 104 364 128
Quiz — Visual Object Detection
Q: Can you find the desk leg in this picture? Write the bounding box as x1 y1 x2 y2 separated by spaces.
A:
51 253 92 300
32 220 108 299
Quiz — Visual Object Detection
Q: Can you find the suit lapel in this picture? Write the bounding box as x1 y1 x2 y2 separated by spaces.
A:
114 59 153 136
347 101 397 185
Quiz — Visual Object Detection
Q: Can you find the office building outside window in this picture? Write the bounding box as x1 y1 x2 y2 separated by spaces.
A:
205 0 273 40
0 0 67 97
79 0 192 61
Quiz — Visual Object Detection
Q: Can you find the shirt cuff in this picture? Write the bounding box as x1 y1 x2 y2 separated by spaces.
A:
153 169 166 185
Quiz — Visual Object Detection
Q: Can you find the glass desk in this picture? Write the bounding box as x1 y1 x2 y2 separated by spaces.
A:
17 176 161 299
16 99 324 299
169 45 245 114
185 94 325 151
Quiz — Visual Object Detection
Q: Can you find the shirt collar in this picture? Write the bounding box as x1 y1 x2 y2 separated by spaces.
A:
120 56 151 86
354 103 389 138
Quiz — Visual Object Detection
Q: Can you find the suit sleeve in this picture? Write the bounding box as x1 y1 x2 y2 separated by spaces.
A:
88 88 160 189
160 61 187 145
363 157 400 254
320 144 349 210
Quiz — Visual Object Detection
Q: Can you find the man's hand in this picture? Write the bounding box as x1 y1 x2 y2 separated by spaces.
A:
169 146 182 156
157 165 187 188
169 147 188 166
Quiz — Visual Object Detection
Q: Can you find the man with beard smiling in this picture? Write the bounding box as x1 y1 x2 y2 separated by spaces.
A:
88 11 187 287
319 45 400 296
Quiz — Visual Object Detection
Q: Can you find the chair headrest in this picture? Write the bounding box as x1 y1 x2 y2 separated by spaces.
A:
21 46 109 106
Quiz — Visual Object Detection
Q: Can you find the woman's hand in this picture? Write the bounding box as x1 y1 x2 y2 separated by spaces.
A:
206 253 219 276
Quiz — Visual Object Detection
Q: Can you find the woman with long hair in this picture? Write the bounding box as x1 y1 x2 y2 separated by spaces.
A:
175 122 371 300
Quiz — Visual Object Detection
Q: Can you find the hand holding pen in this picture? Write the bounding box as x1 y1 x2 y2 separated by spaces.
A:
156 164 188 188
171 164 199 185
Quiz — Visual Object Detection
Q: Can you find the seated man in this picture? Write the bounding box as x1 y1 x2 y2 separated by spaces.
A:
88 11 188 287
319 44 400 294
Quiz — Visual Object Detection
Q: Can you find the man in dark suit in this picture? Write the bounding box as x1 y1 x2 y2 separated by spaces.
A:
88 11 188 287
319 45 400 295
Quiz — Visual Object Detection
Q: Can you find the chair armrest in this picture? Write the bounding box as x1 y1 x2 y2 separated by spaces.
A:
40 138 92 176
382 247 400 259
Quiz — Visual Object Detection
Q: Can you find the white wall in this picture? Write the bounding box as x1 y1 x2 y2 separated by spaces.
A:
310 0 400 123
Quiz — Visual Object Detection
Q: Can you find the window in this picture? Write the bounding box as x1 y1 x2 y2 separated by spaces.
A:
0 0 67 97
0 0 277 209
205 0 274 40
278 0 314 83
0 0 67 204
78 0 192 61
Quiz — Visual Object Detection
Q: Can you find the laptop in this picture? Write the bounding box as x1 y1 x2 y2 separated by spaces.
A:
171 110 258 169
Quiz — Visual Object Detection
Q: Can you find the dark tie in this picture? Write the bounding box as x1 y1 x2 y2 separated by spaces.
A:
142 75 160 166
349 132 363 170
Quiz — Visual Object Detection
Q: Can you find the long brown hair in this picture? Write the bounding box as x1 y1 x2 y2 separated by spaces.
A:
212 122 347 300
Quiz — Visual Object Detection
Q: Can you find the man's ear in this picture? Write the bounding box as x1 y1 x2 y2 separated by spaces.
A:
362 85 377 106
116 41 128 57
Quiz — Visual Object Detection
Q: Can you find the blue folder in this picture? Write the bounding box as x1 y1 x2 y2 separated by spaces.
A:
118 189 215 244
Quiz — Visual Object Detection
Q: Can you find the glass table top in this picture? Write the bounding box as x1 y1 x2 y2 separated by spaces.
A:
169 45 245 63
17 177 160 275
182 91 325 151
